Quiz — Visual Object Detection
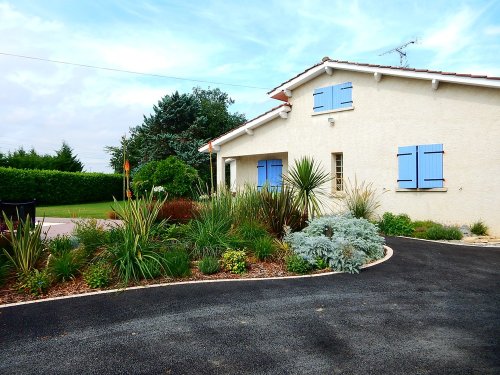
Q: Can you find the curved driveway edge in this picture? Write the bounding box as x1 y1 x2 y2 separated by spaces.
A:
0 246 394 309
0 237 498 374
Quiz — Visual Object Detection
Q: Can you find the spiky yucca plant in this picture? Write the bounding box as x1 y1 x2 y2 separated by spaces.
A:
283 156 331 219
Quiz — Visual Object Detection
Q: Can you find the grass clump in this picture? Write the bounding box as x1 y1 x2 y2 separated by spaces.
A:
163 247 191 277
48 250 85 282
340 178 380 220
198 256 220 275
424 224 463 240
470 221 488 236
252 236 276 261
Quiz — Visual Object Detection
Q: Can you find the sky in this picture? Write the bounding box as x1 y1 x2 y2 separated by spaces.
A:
1 0 499 172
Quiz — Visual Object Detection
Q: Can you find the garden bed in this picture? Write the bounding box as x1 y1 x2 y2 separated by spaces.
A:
0 257 336 305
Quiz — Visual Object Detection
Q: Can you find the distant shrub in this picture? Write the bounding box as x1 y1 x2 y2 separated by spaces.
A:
424 224 463 240
157 199 197 223
378 212 414 236
163 247 191 277
221 249 247 274
132 157 199 198
470 221 488 236
198 256 220 275
0 167 121 204
83 262 113 289
285 254 312 274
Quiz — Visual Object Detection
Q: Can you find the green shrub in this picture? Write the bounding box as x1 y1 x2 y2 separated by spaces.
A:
221 249 247 274
48 235 74 256
235 220 269 243
252 236 276 261
0 167 121 204
285 254 312 274
378 212 414 236
132 156 199 198
48 250 85 282
83 262 113 288
412 220 437 239
198 256 220 275
2 214 46 275
424 224 463 240
18 269 51 296
162 247 191 277
72 219 107 256
470 221 488 236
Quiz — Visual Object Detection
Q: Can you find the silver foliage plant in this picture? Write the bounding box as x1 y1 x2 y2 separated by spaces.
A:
284 214 385 274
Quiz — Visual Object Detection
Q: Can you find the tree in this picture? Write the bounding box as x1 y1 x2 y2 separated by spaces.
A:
52 142 84 172
0 142 84 172
105 87 246 184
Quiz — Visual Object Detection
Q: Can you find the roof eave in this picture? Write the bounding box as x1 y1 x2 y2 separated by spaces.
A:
198 104 292 153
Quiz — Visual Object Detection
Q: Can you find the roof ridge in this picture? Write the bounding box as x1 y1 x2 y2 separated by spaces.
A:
267 57 500 94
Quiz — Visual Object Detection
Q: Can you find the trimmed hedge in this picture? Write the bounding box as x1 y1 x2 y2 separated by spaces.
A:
0 167 122 205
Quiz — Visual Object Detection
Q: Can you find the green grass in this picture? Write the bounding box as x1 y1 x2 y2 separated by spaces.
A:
37 201 124 219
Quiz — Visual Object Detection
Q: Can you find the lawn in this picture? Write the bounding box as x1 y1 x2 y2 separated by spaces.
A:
37 201 124 219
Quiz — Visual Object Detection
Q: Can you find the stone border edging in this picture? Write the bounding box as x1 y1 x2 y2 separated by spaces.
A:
0 245 393 309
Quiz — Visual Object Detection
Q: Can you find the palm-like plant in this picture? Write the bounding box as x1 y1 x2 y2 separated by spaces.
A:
283 156 331 219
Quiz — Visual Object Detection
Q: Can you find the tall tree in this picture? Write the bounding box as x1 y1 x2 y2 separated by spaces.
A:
52 142 84 172
106 87 246 183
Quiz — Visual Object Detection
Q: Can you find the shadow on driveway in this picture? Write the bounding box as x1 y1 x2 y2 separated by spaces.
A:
1 237 499 374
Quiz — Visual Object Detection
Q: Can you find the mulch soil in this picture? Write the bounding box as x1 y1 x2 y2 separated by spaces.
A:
0 257 332 306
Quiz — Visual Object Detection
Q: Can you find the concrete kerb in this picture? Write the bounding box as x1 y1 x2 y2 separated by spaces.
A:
396 235 500 248
0 245 393 309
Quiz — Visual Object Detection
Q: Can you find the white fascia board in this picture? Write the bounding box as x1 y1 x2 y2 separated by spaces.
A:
268 61 500 98
198 105 291 153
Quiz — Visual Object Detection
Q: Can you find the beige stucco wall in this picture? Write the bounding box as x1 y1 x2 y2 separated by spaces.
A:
217 70 500 235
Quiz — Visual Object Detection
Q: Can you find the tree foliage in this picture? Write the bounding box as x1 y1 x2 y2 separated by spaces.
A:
0 142 83 172
105 87 246 183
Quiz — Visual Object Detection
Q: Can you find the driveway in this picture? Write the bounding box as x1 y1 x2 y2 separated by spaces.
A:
0 237 498 374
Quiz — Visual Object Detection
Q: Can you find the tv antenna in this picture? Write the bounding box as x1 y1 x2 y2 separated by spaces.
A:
379 38 418 67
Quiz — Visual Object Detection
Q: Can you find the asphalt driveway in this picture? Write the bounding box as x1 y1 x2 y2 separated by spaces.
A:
1 237 499 374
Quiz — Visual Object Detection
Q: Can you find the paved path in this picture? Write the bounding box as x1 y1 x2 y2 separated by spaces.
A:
0 237 499 374
37 217 121 238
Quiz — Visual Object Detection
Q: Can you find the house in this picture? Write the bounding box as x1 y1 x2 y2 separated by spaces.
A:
199 57 500 235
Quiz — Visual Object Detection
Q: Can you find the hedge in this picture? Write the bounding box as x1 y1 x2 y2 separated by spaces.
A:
0 167 122 205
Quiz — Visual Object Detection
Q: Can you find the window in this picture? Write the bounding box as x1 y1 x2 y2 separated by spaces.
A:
313 82 353 113
257 159 282 191
331 153 343 191
397 144 444 189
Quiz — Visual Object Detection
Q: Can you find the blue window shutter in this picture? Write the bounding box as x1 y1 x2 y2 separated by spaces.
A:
397 146 417 188
418 144 444 188
313 86 332 112
338 82 353 109
267 159 283 191
257 160 266 191
331 84 341 109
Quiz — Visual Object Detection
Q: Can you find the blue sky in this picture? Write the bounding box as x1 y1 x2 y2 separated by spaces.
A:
1 0 499 172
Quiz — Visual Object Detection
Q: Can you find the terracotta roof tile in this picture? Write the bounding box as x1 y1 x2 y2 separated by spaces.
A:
267 58 500 94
